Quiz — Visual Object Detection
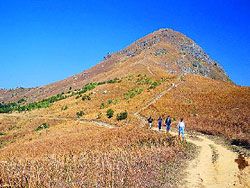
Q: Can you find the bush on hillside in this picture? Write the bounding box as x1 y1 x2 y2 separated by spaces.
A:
116 111 128 121
0 102 18 113
148 81 161 89
100 103 106 109
107 99 113 104
106 109 114 118
76 111 85 118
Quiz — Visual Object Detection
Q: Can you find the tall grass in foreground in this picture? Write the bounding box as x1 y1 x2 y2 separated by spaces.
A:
0 147 182 187
0 126 186 187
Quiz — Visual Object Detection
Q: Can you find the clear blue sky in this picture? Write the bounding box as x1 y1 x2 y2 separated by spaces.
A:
0 0 249 88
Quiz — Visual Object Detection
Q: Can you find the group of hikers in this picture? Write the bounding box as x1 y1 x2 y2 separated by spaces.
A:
147 116 185 141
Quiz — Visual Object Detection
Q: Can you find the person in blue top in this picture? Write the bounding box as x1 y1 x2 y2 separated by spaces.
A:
158 116 163 131
165 115 172 132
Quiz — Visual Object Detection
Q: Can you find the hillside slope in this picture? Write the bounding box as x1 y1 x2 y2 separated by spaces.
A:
0 28 230 103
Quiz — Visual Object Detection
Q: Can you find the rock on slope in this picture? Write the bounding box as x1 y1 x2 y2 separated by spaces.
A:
0 28 230 103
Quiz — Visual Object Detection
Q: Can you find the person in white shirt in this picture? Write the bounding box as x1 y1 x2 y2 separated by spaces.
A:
177 118 185 141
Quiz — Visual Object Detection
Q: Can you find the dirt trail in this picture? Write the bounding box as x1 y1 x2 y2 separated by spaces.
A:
151 128 250 188
0 113 115 129
181 134 249 188
135 78 250 188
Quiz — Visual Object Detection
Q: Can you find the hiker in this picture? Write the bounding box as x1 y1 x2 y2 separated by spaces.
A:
177 118 185 141
147 116 153 129
165 115 172 132
158 116 163 131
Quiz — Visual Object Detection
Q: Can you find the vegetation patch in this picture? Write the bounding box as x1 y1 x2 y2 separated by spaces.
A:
136 74 153 85
148 81 161 90
76 111 85 118
124 88 143 100
35 123 49 132
136 74 166 90
0 102 18 113
77 83 98 95
106 109 114 118
100 99 119 109
0 78 122 114
116 111 128 121
100 103 106 109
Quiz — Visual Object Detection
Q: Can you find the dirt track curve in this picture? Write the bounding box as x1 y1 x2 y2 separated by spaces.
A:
136 78 250 188
182 133 250 188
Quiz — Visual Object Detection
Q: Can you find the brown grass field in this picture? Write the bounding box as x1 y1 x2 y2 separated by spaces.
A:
141 74 250 145
0 72 249 187
0 114 193 187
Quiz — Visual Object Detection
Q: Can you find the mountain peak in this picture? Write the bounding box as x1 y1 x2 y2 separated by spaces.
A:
1 29 230 103
111 28 229 81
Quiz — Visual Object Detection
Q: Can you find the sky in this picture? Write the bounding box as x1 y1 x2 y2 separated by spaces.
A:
0 0 249 88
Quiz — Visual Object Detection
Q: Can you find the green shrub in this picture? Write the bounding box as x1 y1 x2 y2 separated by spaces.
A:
78 83 98 95
106 109 114 118
76 111 84 118
124 88 143 100
107 99 113 104
148 81 161 89
97 81 106 85
0 102 18 113
116 111 128 121
100 103 106 109
136 75 153 85
35 123 49 131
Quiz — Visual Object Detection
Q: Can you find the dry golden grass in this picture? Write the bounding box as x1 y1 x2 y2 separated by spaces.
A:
142 74 250 144
0 114 187 187
0 71 249 187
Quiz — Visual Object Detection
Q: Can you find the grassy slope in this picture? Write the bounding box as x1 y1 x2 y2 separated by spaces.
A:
141 74 250 144
0 114 190 187
0 71 249 187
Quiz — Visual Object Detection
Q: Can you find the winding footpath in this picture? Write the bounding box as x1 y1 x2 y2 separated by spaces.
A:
134 79 250 188
182 134 250 188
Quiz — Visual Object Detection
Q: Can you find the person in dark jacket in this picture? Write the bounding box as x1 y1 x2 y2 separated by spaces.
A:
158 116 163 131
165 115 172 132
147 116 153 129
